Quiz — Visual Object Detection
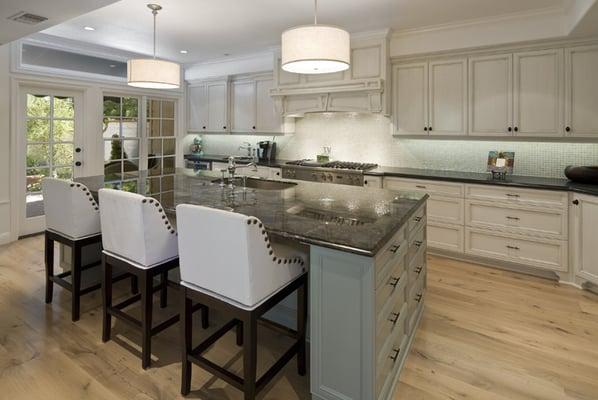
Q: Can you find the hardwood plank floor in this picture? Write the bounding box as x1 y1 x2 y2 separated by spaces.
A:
0 235 597 399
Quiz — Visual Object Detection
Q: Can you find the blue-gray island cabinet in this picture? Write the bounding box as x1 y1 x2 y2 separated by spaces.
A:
79 169 428 400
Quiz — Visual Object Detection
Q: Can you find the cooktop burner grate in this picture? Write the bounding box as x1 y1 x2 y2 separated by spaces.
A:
286 160 378 171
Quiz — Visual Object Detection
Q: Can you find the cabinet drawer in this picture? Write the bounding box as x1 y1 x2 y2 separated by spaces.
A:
465 227 568 272
407 281 426 334
428 196 464 224
408 258 427 288
407 204 426 234
376 301 407 363
376 323 407 398
406 224 426 265
466 184 568 209
364 175 383 189
428 222 464 253
375 260 406 315
466 200 567 239
375 227 406 288
384 177 464 198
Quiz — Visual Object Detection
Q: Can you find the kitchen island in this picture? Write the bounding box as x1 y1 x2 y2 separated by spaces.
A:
80 169 428 400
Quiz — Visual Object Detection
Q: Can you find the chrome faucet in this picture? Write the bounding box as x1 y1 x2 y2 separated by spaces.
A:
225 156 259 189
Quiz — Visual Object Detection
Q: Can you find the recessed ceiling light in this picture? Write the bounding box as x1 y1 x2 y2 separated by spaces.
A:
109 64 116 68
179 50 188 54
83 26 95 31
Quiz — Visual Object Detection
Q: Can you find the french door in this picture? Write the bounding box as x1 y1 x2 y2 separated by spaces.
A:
18 87 84 236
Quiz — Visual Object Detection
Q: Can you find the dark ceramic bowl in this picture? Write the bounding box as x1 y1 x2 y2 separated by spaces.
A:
564 166 598 184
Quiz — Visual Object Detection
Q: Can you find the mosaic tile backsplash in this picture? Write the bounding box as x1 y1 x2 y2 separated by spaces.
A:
191 113 598 179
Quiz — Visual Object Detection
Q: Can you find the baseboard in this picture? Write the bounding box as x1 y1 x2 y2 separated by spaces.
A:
0 232 12 246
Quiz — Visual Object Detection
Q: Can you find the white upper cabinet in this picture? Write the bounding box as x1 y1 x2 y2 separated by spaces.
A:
565 45 598 137
393 62 428 135
428 59 467 135
513 49 563 137
187 84 208 132
255 76 287 133
468 54 512 136
231 79 256 133
206 81 229 132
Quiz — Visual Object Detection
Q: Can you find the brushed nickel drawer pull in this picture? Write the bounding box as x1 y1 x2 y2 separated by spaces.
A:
506 245 520 250
388 312 400 325
506 193 520 198
389 348 401 362
389 244 400 253
389 277 400 288
506 216 520 220
414 240 423 247
415 266 423 274
415 293 423 303
415 185 427 189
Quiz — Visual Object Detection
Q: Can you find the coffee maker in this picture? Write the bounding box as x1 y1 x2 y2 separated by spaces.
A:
257 141 276 162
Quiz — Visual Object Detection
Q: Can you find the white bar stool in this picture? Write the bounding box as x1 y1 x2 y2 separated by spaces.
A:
99 189 206 369
42 178 136 321
176 204 307 400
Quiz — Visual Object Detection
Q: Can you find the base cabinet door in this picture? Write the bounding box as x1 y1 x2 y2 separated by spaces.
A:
571 194 598 284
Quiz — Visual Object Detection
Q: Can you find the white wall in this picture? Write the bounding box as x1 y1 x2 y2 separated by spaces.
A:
197 113 598 179
0 44 12 244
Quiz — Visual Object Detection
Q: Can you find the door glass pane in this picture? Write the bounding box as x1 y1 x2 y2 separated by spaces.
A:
27 94 50 117
122 139 139 159
53 120 74 142
53 167 73 180
104 139 122 161
163 156 175 175
27 144 50 167
26 119 50 142
121 118 138 137
26 167 50 192
52 143 74 166
163 138 175 155
162 101 175 118
54 96 75 119
123 97 138 118
123 158 139 178
149 158 162 176
121 180 138 193
149 138 162 156
162 119 174 136
103 118 121 139
103 96 121 117
148 100 161 118
146 177 160 194
148 119 161 137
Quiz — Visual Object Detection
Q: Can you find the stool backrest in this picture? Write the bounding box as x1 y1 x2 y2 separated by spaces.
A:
176 204 298 307
42 178 100 239
99 188 178 267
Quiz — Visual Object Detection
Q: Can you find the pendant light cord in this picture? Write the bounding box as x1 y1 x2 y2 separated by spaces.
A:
314 0 318 25
152 8 157 59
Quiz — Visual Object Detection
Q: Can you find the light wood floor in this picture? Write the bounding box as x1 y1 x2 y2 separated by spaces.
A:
0 235 597 400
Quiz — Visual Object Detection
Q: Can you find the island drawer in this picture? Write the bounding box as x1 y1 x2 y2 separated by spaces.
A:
375 301 407 362
465 200 567 239
407 279 426 334
375 260 406 315
406 223 426 265
408 204 426 234
465 184 568 209
384 177 464 198
408 255 427 288
375 227 406 288
465 227 568 272
376 321 407 399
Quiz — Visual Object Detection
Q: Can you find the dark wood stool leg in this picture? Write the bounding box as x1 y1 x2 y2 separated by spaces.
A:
71 242 82 322
297 279 307 376
242 315 258 400
181 287 192 395
102 255 113 342
236 320 243 346
130 275 139 295
44 232 54 304
140 270 154 369
201 306 210 329
160 271 168 308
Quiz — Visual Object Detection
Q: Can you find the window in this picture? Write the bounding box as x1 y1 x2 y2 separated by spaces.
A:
146 99 176 207
103 96 140 192
26 94 75 217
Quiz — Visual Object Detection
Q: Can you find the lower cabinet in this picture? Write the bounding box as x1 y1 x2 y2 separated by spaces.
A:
570 193 598 285
428 222 464 253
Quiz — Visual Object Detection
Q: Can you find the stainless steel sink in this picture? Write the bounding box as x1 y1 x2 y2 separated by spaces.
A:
212 177 297 190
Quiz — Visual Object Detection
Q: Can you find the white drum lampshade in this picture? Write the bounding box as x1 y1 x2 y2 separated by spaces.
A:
281 24 350 74
127 59 180 89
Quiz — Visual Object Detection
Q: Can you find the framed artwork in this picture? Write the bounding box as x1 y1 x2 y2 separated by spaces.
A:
487 151 515 176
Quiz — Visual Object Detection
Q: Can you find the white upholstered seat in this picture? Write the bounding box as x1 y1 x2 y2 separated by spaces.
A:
176 204 305 310
98 189 178 268
42 178 101 239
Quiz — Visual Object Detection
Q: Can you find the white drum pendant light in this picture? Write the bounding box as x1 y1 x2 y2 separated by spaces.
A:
127 4 180 89
281 0 350 74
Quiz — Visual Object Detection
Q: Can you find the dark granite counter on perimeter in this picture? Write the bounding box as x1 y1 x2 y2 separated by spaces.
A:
79 170 427 257
184 153 291 168
366 166 598 196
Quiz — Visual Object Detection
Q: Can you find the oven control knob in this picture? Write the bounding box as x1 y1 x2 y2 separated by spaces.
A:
327 174 333 181
321 174 327 181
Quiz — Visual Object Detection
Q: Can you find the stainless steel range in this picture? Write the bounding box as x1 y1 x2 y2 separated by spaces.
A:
282 160 378 186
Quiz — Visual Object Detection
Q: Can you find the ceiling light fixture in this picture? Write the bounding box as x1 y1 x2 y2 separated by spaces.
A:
83 26 95 31
127 4 180 89
179 50 188 54
281 0 350 74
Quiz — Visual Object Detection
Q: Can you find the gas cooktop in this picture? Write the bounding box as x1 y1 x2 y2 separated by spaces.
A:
285 159 378 171
282 160 379 186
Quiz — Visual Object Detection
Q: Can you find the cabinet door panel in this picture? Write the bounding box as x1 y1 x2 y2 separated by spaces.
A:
429 59 467 135
231 80 256 133
514 49 563 137
469 54 512 136
187 85 207 132
566 45 598 137
207 82 228 132
394 63 428 136
256 77 282 133
572 194 598 284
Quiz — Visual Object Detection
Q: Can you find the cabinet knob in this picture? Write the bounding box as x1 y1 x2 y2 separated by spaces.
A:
508 127 512 132
572 199 579 205
75 147 82 153
252 126 256 130
202 126 206 129
75 161 82 167
223 126 227 130
429 126 432 132
514 127 519 132
423 127 428 131
565 126 571 133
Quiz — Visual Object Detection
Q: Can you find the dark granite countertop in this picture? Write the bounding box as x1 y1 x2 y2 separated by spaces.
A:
79 170 428 257
366 166 598 196
184 153 290 168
